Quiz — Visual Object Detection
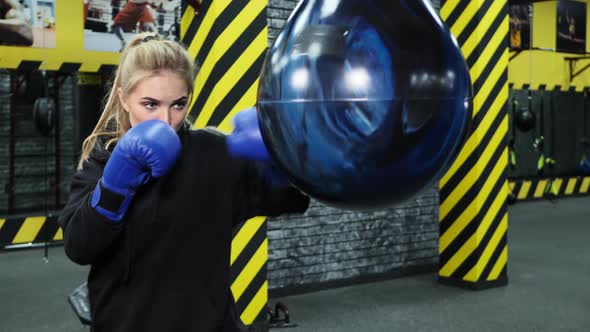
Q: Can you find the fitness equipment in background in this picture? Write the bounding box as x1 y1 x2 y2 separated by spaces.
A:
265 302 297 329
68 282 91 326
532 89 546 175
31 70 56 261
507 93 518 205
511 89 538 167
32 70 55 136
544 92 558 200
507 89 538 205
531 89 557 200
531 89 546 176
514 97 536 133
537 89 557 200
508 94 518 171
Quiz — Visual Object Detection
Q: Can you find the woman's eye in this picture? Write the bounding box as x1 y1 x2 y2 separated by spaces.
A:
173 102 187 110
143 102 157 109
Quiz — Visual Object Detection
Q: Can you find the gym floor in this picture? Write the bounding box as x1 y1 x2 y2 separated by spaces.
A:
1 197 589 332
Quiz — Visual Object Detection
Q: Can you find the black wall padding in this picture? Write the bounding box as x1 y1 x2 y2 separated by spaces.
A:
74 80 104 158
553 90 580 175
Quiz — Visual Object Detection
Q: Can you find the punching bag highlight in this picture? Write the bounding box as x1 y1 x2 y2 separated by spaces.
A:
258 0 472 209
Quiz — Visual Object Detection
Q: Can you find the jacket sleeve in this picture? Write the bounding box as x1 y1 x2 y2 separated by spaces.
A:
235 160 310 223
58 156 125 265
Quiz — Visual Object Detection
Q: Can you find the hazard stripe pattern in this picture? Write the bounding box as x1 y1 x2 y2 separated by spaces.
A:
230 217 268 324
182 0 268 131
181 1 269 325
0 215 63 248
439 0 509 286
509 176 590 201
509 83 590 92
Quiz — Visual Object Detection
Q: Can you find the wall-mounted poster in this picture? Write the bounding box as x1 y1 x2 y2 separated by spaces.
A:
509 0 531 50
84 0 181 53
556 0 586 53
0 0 56 48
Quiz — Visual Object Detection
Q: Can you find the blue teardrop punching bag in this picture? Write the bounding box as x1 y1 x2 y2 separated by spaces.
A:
257 0 472 210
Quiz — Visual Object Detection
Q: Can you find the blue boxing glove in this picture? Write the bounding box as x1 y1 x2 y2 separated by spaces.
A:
228 106 271 161
227 107 288 185
91 120 182 221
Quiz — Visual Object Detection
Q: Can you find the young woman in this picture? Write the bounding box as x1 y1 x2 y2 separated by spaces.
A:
59 33 309 332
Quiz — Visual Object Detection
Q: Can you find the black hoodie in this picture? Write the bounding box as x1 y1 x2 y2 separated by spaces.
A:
59 124 310 332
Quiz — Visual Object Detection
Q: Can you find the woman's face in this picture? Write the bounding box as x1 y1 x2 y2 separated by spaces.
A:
118 70 189 131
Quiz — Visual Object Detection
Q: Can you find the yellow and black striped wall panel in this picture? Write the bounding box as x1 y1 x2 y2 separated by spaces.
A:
181 1 269 325
509 176 590 201
0 215 62 248
438 0 510 289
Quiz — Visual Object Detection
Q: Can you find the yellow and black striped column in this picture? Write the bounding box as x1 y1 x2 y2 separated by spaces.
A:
181 0 269 325
181 0 268 132
438 0 510 289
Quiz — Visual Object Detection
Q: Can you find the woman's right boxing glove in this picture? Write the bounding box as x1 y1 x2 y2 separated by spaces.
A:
91 120 182 221
227 107 271 162
227 107 289 186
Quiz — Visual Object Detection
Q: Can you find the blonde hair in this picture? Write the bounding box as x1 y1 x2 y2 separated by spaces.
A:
78 33 195 169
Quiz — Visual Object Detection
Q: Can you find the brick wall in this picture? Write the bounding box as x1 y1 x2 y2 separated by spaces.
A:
265 0 441 295
267 191 439 294
266 0 299 48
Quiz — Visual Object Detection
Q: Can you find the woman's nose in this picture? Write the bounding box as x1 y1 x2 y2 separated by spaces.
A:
155 109 172 125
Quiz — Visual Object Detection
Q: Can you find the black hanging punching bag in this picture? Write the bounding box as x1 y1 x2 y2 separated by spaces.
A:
514 107 536 133
33 97 55 136
32 72 55 136
256 0 472 210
